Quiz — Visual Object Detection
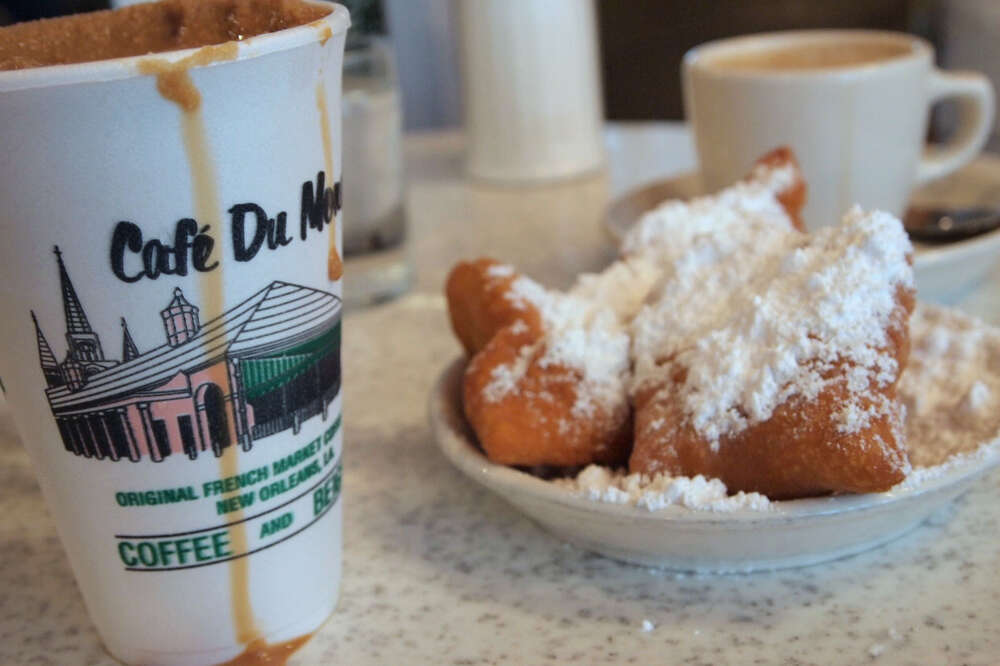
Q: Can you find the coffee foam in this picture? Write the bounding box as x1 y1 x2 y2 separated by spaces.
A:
0 0 331 71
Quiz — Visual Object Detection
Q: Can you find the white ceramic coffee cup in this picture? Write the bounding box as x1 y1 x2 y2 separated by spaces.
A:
683 30 995 230
0 4 348 664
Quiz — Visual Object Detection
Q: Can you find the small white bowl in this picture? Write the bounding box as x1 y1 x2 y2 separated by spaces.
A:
429 358 1000 573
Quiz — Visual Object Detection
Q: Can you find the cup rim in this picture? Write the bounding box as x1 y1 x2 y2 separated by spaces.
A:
0 1 350 93
683 29 932 79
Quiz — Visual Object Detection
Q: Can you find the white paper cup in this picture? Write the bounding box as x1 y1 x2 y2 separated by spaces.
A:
0 4 350 664
683 30 995 230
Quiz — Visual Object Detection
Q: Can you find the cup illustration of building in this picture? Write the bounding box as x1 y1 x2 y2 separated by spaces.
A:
32 247 342 463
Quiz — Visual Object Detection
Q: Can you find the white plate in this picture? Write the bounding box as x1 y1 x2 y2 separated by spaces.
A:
604 157 1000 304
429 358 1000 573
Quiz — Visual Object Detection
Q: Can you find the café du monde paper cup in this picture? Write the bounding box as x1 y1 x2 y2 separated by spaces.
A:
0 4 350 664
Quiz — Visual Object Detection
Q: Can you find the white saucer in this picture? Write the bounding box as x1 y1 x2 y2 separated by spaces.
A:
605 156 1000 304
429 358 1000 573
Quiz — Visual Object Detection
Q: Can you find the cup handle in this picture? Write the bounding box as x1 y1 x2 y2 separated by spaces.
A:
916 69 995 185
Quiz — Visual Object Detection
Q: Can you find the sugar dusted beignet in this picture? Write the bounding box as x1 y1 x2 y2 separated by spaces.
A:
446 258 542 356
621 146 806 261
750 146 807 231
629 207 915 498
463 321 633 467
460 261 659 467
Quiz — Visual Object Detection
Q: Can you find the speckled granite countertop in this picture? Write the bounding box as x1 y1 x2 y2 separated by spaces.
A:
3 125 1000 665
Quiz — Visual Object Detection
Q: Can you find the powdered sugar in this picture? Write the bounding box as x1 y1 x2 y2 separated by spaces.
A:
482 273 634 418
621 165 797 262
558 303 1000 510
485 263 515 278
557 464 772 512
569 257 661 321
747 161 799 192
894 437 1000 490
483 161 804 429
483 342 535 403
630 206 913 447
897 304 1000 470
833 400 880 434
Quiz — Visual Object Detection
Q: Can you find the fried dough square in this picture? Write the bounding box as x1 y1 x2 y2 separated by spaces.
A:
628 209 915 498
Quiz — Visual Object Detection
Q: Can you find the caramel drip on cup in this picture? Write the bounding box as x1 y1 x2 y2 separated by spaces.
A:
317 24 334 46
316 80 343 281
136 42 238 112
139 42 263 651
217 635 314 666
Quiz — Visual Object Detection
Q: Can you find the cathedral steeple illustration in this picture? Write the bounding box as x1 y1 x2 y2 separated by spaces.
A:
45 247 120 390
32 311 64 388
55 246 105 363
121 318 140 361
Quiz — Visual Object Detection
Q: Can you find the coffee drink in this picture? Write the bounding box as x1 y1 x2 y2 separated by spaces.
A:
0 0 330 71
705 40 912 72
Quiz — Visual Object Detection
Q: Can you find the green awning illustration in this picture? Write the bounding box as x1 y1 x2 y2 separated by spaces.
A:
240 323 341 401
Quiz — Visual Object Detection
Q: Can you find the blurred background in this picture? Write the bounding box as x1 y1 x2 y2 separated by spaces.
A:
5 0 998 305
6 0 994 147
